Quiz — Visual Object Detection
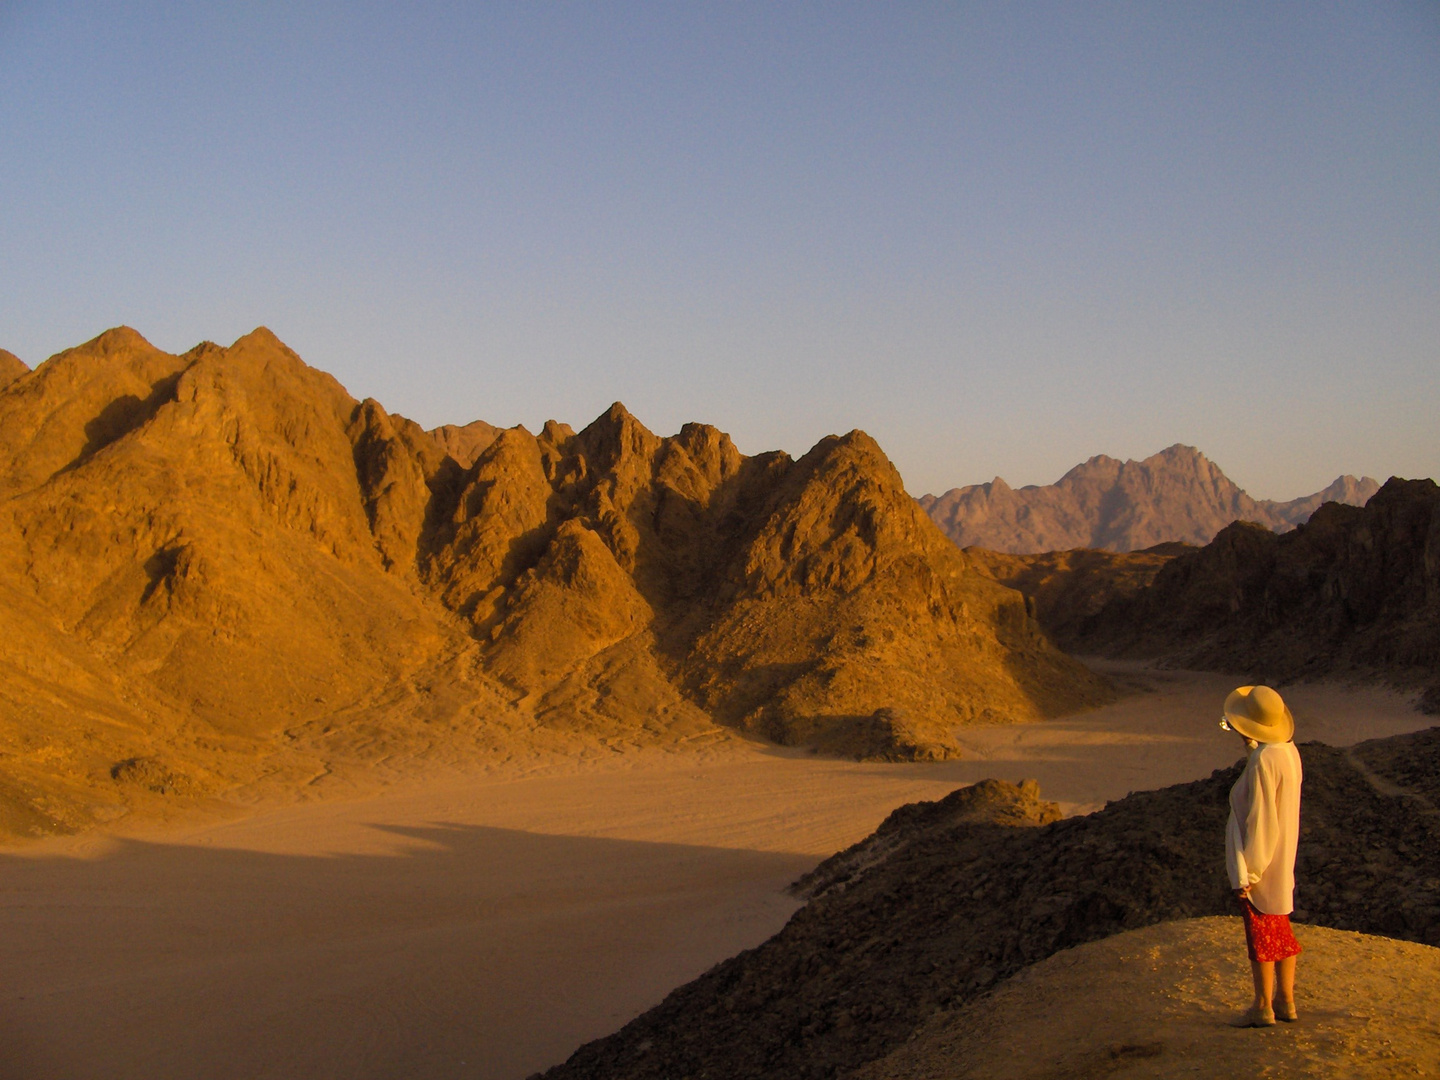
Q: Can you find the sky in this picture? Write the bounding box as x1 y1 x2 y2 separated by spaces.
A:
1 3 1436 499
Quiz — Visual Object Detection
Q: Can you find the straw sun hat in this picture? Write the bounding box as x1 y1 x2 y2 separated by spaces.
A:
1222 685 1295 744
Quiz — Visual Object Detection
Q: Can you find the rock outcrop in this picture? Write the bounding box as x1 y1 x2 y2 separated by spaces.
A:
851 917 1440 1080
919 444 1379 553
541 729 1440 1080
0 327 1108 836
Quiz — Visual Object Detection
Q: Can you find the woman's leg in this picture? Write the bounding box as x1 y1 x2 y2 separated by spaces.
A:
1232 958 1278 1025
1275 955 1297 1010
1249 959 1274 1008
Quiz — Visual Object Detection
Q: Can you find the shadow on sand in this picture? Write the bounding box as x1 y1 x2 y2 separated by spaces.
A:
0 823 811 1080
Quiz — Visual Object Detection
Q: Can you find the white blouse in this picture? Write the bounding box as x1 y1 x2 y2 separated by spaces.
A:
1226 740 1304 915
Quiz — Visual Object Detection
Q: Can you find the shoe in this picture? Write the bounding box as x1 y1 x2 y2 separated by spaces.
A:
1229 1004 1276 1028
1274 1000 1298 1022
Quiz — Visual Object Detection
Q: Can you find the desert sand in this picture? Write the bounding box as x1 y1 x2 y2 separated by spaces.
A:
1 666 1431 1080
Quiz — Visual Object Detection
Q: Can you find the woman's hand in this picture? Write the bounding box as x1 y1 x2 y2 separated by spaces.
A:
1234 886 1251 901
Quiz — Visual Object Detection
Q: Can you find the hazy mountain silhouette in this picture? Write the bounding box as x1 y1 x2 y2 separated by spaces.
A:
919 445 1380 553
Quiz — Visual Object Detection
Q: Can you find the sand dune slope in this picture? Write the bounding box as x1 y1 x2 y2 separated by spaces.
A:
853 917 1440 1080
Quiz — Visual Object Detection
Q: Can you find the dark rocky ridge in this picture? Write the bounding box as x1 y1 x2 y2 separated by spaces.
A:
920 444 1379 554
1028 478 1440 710
540 728 1440 1080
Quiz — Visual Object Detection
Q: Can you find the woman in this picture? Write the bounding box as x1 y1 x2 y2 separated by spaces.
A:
1222 684 1304 1027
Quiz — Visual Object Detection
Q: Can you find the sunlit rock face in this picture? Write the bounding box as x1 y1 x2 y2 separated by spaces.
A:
0 327 1107 836
0 349 27 390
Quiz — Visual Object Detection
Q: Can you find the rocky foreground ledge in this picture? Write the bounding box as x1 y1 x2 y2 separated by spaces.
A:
851 917 1440 1079
540 727 1440 1080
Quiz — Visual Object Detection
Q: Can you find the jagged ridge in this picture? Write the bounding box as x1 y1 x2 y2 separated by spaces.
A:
0 327 1108 835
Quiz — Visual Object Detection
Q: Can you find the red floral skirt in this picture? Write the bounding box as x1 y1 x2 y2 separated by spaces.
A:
1240 898 1302 962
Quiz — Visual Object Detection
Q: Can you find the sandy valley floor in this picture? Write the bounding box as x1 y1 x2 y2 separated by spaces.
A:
0 666 1432 1080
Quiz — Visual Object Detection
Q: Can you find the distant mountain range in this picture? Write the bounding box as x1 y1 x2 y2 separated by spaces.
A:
918 444 1380 553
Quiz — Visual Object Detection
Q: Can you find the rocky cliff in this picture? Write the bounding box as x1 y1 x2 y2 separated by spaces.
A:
964 543 1193 649
919 444 1379 553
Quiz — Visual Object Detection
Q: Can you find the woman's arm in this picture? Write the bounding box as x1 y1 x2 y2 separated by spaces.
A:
1226 810 1250 895
1239 750 1283 885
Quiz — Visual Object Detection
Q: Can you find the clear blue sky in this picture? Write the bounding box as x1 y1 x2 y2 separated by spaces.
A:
2 3 1436 499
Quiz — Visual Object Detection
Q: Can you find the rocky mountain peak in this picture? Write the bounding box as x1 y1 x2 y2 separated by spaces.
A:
0 326 191 498
427 418 501 469
0 349 29 390
229 325 291 355
576 401 662 471
88 325 157 355
671 422 743 485
1153 442 1203 462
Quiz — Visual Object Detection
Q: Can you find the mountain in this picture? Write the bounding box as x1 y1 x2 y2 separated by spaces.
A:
973 478 1440 711
1065 477 1440 705
918 444 1381 553
964 542 1194 649
0 327 1107 836
1279 473 1385 525
427 418 502 467
0 327 504 835
351 393 1110 756
0 349 27 390
541 728 1440 1079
